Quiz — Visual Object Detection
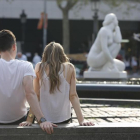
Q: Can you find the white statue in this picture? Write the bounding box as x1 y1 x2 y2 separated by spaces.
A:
87 13 125 72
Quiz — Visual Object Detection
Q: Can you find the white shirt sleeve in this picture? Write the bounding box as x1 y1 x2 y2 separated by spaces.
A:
24 63 36 78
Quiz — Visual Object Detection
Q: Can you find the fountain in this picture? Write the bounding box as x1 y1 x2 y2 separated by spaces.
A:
75 14 140 100
84 13 127 79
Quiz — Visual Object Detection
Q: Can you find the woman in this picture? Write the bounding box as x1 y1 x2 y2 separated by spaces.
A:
87 13 125 72
20 42 94 133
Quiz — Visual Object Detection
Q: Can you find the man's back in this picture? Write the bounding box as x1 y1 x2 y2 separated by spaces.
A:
0 59 35 123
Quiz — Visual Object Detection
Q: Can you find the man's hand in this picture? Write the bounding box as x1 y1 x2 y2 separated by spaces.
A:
19 121 32 126
40 121 57 134
79 120 95 126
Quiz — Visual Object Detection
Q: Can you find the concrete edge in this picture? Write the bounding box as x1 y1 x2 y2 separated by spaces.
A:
1 123 140 134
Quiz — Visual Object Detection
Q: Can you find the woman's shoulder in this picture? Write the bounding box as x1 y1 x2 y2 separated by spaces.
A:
63 62 76 81
63 62 75 69
35 62 41 71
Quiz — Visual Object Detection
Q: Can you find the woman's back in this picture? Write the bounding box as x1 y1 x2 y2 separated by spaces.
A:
39 63 71 123
22 42 94 131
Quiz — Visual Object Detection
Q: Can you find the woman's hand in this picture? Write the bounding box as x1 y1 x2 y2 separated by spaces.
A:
80 120 95 126
19 121 32 126
40 121 57 134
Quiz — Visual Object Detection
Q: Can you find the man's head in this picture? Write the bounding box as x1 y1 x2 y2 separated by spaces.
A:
0 29 17 58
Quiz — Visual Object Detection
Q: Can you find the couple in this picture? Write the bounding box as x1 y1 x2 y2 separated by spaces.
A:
0 30 94 134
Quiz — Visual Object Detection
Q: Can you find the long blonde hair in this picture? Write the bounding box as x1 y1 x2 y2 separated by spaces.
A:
39 42 69 93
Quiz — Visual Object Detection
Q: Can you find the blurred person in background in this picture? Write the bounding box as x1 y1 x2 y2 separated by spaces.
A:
131 56 137 74
124 55 131 74
116 53 123 61
32 53 41 67
17 52 27 61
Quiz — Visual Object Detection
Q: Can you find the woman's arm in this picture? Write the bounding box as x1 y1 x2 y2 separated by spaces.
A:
26 109 35 124
100 28 114 64
69 65 94 126
33 63 41 101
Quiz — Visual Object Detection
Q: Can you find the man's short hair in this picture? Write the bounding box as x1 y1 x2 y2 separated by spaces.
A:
0 29 16 52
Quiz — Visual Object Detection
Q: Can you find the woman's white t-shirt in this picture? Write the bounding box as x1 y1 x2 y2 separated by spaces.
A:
0 58 36 123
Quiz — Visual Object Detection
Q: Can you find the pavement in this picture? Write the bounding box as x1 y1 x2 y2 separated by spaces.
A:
72 103 140 124
2 102 140 139
26 100 140 124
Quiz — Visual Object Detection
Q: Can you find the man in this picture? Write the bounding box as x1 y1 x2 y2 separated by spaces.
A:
32 53 41 68
0 30 56 134
17 52 27 61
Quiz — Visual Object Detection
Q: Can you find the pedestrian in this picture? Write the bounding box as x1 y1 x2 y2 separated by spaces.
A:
0 29 56 133
20 42 94 132
124 55 131 74
131 56 137 74
32 53 41 67
17 52 27 61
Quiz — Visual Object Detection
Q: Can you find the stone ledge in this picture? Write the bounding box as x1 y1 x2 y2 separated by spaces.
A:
80 98 140 105
1 123 140 140
84 71 127 79
76 84 140 99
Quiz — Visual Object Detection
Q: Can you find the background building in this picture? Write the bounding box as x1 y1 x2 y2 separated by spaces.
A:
0 0 139 58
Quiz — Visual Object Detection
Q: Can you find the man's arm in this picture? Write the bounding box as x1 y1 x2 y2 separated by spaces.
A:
20 75 57 134
23 75 43 121
23 63 41 124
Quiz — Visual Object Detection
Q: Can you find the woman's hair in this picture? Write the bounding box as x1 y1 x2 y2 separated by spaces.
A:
103 13 117 26
39 42 69 93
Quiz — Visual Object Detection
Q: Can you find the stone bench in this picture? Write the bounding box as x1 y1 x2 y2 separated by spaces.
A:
1 123 140 140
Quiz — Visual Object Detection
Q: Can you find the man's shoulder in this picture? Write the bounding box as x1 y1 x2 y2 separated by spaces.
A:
16 59 33 68
16 59 30 64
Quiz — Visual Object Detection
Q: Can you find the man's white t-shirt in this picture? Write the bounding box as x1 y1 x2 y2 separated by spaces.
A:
0 58 36 123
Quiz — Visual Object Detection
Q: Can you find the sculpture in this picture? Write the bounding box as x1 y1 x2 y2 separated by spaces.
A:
87 13 125 72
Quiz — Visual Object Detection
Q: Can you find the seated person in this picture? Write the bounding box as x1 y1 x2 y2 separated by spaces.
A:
20 42 94 130
0 30 56 133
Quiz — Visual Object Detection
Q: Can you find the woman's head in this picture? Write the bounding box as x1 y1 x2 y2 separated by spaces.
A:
103 13 118 28
39 42 69 93
42 42 69 64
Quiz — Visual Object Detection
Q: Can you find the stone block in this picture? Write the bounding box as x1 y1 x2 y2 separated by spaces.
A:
1 124 140 140
84 71 127 79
